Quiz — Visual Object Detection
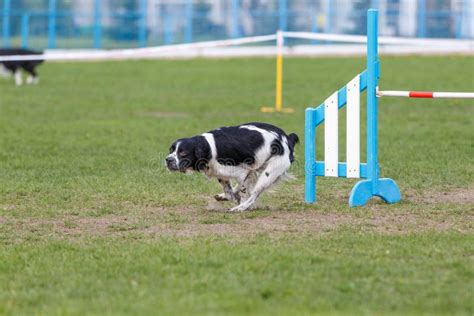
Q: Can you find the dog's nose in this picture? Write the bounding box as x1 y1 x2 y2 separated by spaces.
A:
166 157 174 164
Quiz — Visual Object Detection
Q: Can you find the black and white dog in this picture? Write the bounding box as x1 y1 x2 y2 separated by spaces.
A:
0 48 44 86
166 122 299 212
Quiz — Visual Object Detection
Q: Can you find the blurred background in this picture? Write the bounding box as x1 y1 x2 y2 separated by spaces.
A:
1 0 473 50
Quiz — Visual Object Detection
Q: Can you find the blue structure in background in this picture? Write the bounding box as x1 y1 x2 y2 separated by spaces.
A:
184 0 193 43
93 0 102 49
0 0 472 50
417 0 427 37
2 0 10 47
21 12 29 48
138 0 147 47
230 0 240 39
304 9 401 207
278 0 287 32
48 0 56 48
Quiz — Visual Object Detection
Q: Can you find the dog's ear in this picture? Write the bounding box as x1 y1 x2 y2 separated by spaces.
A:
194 138 211 171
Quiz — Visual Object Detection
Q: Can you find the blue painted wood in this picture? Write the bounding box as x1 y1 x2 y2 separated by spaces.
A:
349 178 401 207
21 13 30 48
2 0 11 48
138 0 147 47
184 0 193 43
48 0 56 48
305 70 368 204
349 9 401 207
93 0 101 49
315 162 368 178
305 108 316 203
367 8 378 192
305 9 401 207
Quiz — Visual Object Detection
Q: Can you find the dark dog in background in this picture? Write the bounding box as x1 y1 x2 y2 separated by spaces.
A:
0 48 44 85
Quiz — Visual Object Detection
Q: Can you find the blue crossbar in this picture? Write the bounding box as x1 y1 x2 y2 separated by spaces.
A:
313 162 368 178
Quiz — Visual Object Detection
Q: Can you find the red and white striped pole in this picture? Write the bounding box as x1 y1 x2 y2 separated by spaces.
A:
377 89 474 99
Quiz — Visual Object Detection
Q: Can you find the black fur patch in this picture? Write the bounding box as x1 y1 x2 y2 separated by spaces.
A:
208 122 300 166
210 126 264 166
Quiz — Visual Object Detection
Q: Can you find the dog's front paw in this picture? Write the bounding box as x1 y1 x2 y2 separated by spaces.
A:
214 193 229 202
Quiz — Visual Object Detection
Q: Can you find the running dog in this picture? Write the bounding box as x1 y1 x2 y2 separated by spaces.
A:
166 122 299 212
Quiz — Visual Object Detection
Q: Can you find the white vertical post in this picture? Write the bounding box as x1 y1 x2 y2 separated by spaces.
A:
346 75 360 178
324 92 338 177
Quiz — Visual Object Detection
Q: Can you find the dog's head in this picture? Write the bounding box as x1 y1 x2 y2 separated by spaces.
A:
166 136 211 172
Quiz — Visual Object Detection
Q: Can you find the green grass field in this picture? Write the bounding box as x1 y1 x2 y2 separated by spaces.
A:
0 56 473 315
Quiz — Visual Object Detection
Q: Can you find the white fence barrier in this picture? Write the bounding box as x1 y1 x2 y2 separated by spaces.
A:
0 32 473 62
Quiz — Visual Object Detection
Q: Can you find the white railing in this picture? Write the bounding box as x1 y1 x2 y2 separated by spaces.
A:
0 32 473 62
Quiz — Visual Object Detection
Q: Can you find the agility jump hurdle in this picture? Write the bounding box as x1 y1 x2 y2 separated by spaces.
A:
305 9 474 207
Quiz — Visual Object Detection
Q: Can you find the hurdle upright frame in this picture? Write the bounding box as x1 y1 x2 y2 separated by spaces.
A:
305 9 401 207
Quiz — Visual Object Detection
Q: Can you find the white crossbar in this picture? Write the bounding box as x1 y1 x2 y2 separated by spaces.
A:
346 75 360 178
324 92 339 177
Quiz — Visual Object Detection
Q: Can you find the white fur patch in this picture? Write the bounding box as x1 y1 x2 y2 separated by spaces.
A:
166 141 181 166
14 71 22 86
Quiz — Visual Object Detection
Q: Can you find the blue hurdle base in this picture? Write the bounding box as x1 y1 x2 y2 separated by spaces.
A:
349 178 401 207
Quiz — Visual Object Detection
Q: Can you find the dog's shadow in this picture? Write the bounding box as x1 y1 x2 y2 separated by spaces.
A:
205 199 234 212
205 199 274 213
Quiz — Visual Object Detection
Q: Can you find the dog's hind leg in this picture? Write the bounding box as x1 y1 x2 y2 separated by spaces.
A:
229 157 291 212
236 171 257 202
215 179 240 203
0 64 12 78
24 65 38 85
14 70 22 86
26 75 35 84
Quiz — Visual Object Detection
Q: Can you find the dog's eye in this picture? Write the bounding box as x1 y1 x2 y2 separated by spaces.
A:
178 150 188 157
169 146 175 154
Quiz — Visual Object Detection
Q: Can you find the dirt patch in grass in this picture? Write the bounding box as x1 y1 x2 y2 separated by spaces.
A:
411 187 474 205
2 203 471 241
1 204 16 211
2 187 472 240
